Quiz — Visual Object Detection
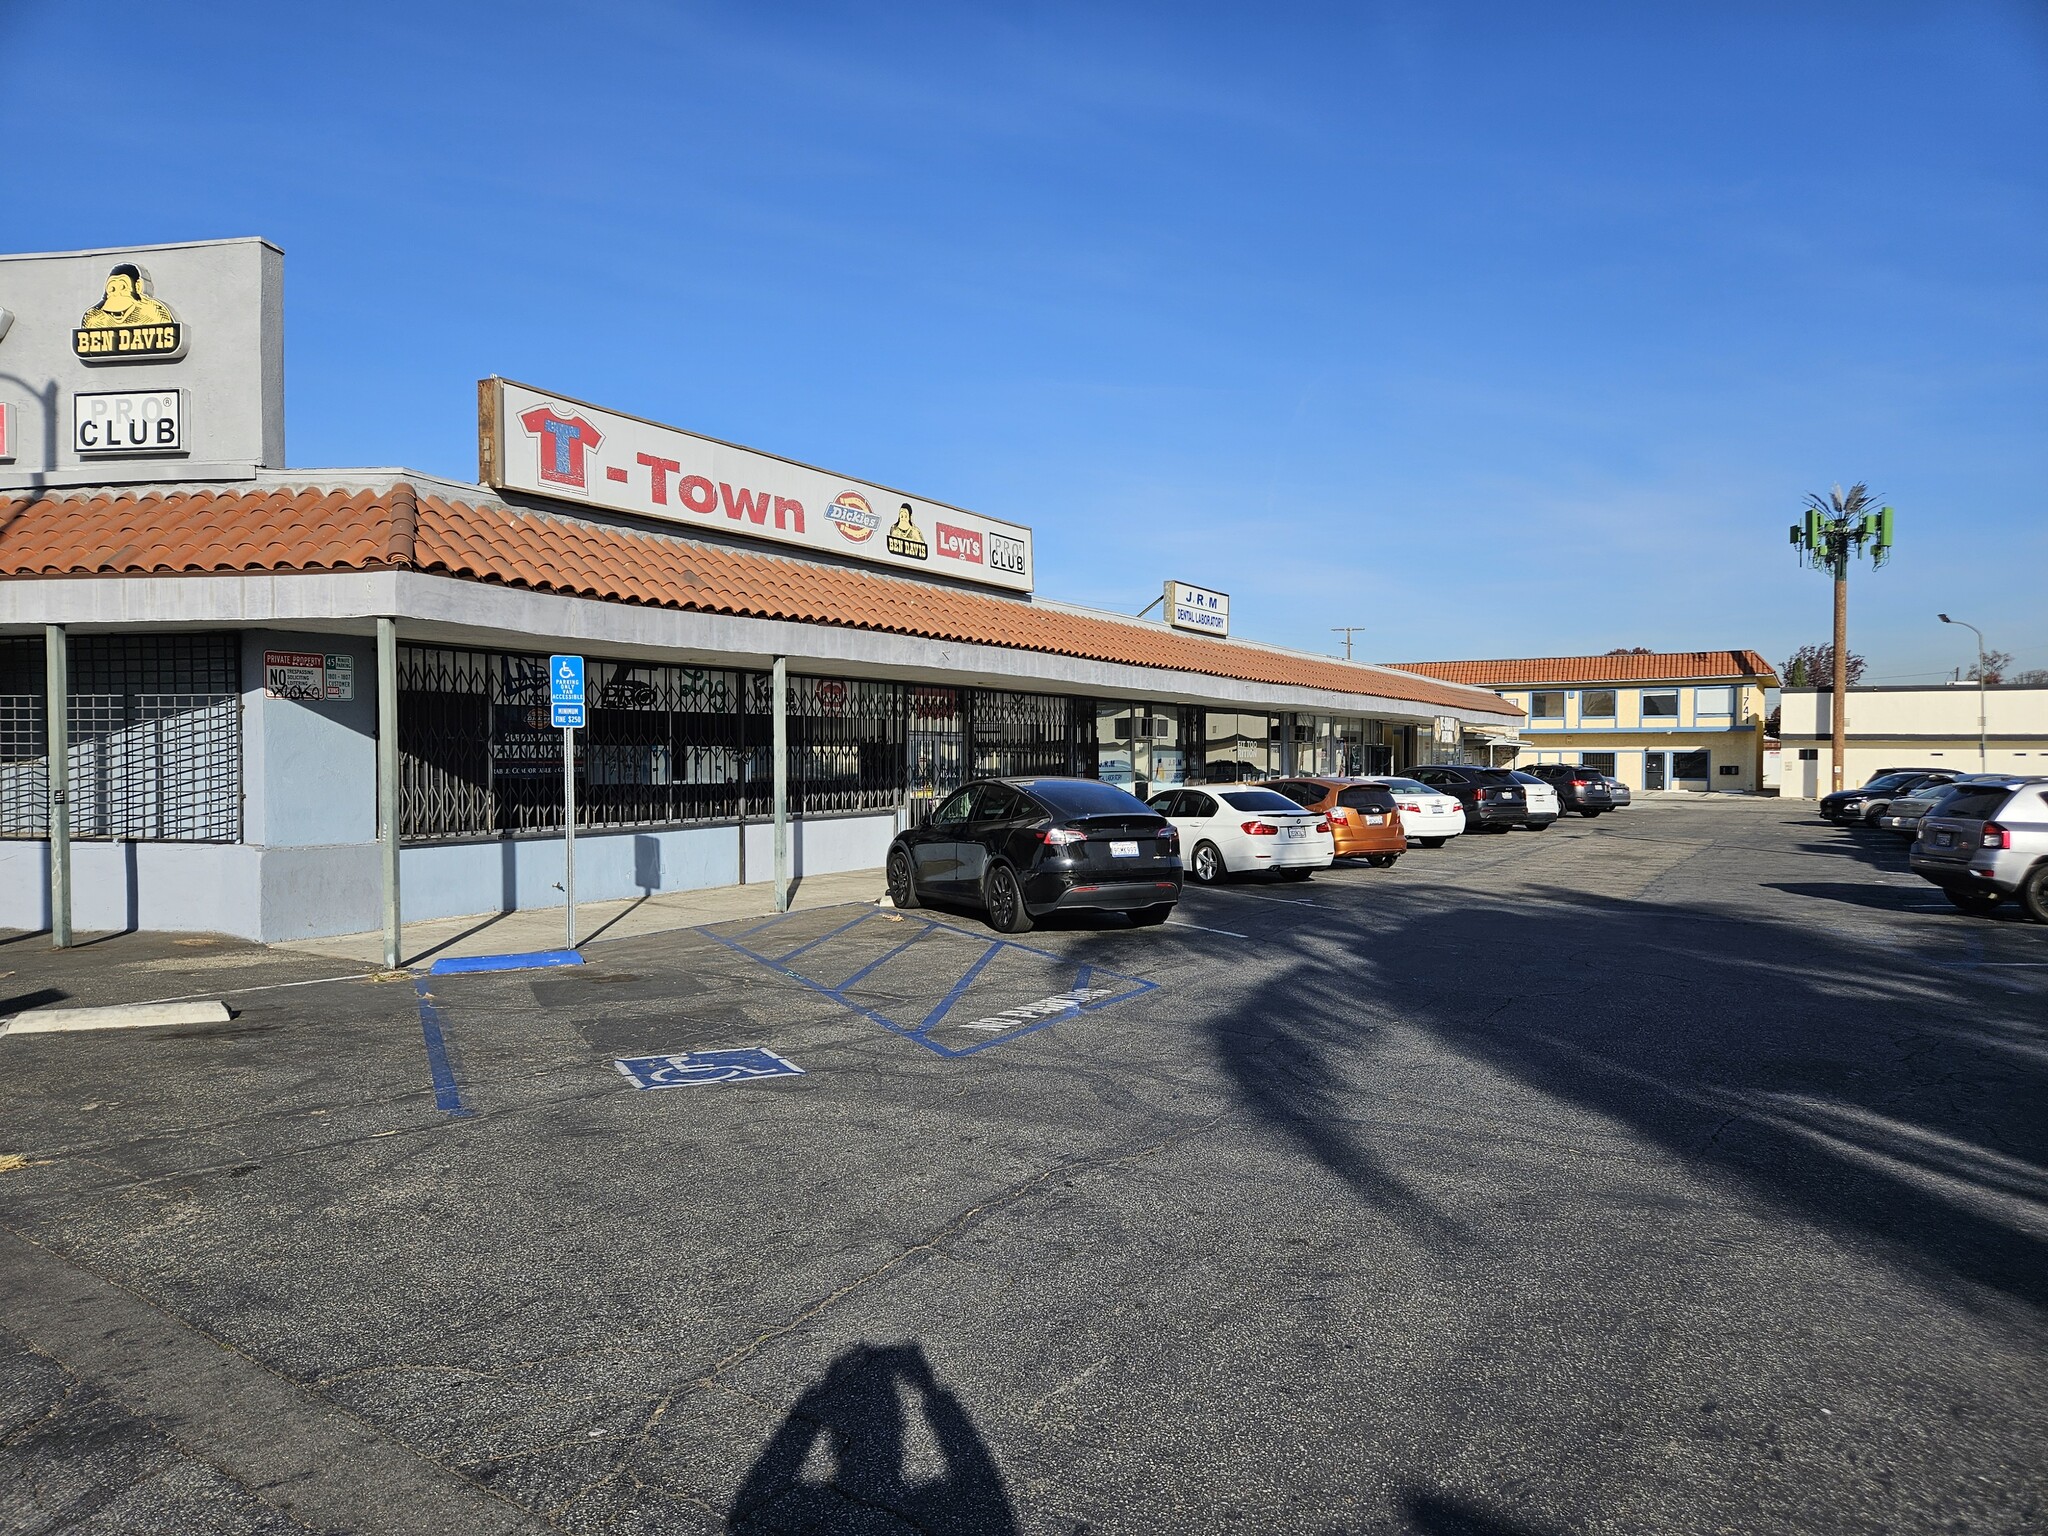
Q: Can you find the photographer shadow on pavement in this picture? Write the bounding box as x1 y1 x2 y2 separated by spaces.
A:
728 1342 1019 1535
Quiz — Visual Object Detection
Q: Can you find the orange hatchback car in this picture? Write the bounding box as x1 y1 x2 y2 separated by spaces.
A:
1260 777 1405 866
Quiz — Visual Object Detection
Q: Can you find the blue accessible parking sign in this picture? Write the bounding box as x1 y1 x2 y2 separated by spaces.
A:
549 654 585 729
614 1047 805 1090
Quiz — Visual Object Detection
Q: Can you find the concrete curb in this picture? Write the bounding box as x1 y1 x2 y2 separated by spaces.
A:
1 1000 232 1036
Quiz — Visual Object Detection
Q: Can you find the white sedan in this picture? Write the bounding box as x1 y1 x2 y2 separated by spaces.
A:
1362 776 1467 848
1146 786 1335 884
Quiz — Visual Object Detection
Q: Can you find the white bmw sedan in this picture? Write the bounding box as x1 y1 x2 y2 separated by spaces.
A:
1362 776 1467 848
1146 786 1335 884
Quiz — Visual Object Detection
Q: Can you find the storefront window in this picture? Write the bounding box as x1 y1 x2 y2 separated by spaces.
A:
1202 712 1278 783
1095 703 1138 788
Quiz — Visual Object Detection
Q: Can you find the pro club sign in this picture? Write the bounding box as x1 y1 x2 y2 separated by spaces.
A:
479 379 1034 593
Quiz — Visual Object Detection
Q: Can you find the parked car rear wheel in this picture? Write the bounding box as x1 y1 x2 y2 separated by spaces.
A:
1942 884 2004 915
2020 864 2048 925
1190 841 1226 885
1418 837 1446 849
1523 821 1549 831
1129 905 1173 927
1577 810 1601 819
1278 868 1313 882
886 848 920 910
1366 853 1398 868
983 863 1034 934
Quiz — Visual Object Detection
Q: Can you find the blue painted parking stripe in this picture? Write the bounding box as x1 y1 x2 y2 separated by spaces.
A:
428 949 583 975
915 942 1003 1034
730 910 802 941
704 911 1159 1059
773 912 881 966
832 917 942 989
412 979 472 1117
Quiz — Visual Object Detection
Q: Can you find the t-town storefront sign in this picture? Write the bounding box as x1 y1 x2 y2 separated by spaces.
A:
479 378 1035 593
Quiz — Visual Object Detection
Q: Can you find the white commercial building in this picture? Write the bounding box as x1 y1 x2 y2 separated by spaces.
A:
1778 684 2048 797
1 238 1520 950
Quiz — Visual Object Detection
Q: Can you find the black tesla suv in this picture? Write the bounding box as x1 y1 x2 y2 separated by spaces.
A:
1409 765 1529 830
885 777 1182 933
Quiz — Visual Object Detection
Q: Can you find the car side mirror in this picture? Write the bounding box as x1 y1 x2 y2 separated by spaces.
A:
917 807 934 830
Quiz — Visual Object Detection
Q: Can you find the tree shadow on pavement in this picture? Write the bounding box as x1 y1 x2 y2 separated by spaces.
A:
1203 882 2047 1312
728 1342 1018 1535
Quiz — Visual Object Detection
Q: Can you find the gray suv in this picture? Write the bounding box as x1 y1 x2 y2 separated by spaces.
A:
1909 776 2048 921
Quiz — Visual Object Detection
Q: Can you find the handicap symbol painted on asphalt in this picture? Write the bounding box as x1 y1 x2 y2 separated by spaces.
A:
614 1047 804 1090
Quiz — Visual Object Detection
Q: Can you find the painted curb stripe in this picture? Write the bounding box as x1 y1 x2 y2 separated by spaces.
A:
427 949 584 975
412 980 471 1116
1 1000 231 1036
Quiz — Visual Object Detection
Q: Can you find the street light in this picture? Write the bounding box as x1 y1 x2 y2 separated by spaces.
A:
1938 614 1989 773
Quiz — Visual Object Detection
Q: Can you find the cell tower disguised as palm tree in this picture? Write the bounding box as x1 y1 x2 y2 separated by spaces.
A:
1789 483 1893 792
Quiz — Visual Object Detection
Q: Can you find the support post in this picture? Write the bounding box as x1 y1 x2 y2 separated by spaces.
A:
1830 564 1848 793
377 617 401 971
45 625 70 949
772 655 789 913
563 725 577 948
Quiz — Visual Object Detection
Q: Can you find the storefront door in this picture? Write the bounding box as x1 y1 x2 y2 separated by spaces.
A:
1644 752 1667 791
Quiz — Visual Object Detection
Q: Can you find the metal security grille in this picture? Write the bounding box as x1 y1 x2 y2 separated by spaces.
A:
789 675 905 815
0 633 241 842
971 690 1076 780
0 640 46 837
398 644 912 840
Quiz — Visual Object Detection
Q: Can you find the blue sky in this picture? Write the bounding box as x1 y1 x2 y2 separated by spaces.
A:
5 1 2043 680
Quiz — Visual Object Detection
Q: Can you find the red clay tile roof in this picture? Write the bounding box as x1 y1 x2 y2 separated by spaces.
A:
0 482 1517 716
1389 650 1780 688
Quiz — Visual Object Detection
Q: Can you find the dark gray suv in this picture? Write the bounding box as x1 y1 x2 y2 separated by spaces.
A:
1909 776 2048 921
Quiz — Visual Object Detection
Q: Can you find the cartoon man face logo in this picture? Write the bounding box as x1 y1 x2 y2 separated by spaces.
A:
80 264 176 329
885 502 929 560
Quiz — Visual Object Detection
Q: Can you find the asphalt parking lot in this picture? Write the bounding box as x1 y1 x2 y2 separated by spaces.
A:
2 798 2043 1535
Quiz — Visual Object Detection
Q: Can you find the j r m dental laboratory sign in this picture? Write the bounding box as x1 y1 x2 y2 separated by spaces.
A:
479 379 1035 594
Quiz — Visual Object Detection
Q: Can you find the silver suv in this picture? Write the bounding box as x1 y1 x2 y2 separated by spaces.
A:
1910 776 2048 921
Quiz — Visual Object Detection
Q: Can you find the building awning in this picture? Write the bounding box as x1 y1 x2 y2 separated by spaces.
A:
0 476 1522 722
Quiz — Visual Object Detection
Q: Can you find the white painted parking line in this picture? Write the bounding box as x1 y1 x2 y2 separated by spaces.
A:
1189 890 1327 907
1165 919 1249 939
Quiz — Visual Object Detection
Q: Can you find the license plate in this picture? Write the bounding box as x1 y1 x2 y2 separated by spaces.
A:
1110 840 1139 857
1284 826 1305 839
1935 832 1953 847
1366 814 1384 824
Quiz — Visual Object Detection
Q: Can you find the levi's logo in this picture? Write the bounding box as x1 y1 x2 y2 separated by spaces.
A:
935 523 983 563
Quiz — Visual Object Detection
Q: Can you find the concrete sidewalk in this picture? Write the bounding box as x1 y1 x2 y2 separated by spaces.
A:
279 866 887 968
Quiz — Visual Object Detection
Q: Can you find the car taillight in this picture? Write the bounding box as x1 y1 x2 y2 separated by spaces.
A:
1156 825 1179 852
1982 823 2013 849
1242 821 1278 836
1329 808 1349 823
1313 817 1331 833
1041 826 1086 849
1400 802 1422 813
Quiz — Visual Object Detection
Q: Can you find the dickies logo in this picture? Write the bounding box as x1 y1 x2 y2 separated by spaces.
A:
827 490 881 543
934 523 982 564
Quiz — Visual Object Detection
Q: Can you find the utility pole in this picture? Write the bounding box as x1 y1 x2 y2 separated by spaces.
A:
1789 485 1892 793
1331 627 1366 661
1938 614 1989 773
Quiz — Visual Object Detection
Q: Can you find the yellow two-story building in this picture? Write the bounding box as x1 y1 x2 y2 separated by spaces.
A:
1388 649 1778 792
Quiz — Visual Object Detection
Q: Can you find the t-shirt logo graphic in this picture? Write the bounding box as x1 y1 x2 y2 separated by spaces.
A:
519 406 605 489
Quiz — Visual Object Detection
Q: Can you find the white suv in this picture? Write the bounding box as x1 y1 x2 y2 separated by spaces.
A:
1909 776 2048 921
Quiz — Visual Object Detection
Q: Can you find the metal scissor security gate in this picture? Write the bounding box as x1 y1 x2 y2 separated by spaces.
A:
0 634 242 843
